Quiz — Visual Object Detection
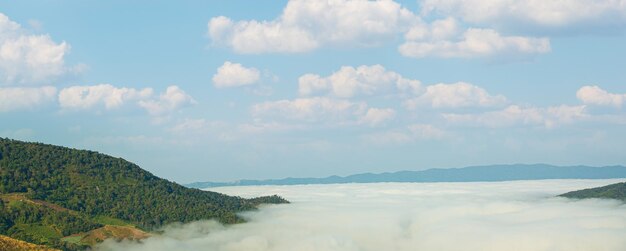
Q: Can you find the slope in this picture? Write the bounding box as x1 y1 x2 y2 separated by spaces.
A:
0 234 60 251
0 138 287 249
560 182 626 201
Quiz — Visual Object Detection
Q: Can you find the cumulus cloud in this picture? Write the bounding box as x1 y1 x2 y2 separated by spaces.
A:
443 104 588 128
298 65 421 98
405 82 507 109
399 27 550 58
577 85 626 107
96 179 626 251
138 86 196 116
59 84 153 110
207 0 417 53
212 61 261 88
206 1 555 59
58 84 194 116
420 0 626 31
404 17 459 41
0 13 78 84
0 86 56 112
296 65 506 110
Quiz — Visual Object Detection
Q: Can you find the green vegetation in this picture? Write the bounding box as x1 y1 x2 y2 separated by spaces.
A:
92 215 132 227
0 194 99 250
560 182 626 201
0 138 288 250
59 235 82 245
0 234 60 251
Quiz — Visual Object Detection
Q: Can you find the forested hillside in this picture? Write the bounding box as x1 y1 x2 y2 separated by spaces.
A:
560 182 626 201
0 138 287 250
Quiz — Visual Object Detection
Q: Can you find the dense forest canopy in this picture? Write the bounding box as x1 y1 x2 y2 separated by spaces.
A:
0 138 287 250
560 182 626 201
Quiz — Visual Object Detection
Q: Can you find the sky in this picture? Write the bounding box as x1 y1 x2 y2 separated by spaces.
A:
97 180 626 251
1 0 626 183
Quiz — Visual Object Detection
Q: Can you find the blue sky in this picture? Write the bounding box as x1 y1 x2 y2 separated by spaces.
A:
1 0 626 183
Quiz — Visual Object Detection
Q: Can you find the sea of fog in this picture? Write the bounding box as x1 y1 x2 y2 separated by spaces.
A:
98 179 626 251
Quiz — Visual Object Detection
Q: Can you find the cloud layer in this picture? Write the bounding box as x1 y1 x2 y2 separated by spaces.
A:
208 0 415 53
443 105 588 128
207 0 552 59
399 27 550 58
59 84 195 116
420 0 626 30
298 65 421 98
97 179 626 251
405 81 506 109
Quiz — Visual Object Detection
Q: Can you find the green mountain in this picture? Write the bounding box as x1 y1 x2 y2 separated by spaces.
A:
0 138 287 250
560 182 626 201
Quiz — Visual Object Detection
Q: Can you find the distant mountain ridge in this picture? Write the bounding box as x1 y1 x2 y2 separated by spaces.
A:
187 164 626 188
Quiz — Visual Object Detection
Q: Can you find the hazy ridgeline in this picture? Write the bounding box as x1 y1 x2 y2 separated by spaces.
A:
97 179 626 251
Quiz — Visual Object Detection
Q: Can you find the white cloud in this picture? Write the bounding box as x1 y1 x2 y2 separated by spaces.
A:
399 28 550 58
207 0 625 58
443 104 588 128
298 65 421 98
404 17 459 41
0 13 77 84
208 16 318 54
0 86 56 112
59 84 153 110
212 61 261 88
420 0 626 30
577 85 626 107
58 84 195 116
405 82 507 109
138 86 196 116
96 180 626 251
208 0 417 53
359 108 396 126
251 97 368 124
206 1 571 59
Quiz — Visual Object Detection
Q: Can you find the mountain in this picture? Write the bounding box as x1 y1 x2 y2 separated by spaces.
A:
560 182 626 201
187 164 626 188
0 138 287 250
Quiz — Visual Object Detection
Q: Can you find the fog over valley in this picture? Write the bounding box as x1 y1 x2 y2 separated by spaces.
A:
2 0 626 249
97 179 626 251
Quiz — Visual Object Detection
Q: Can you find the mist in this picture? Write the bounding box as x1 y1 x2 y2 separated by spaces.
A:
96 179 626 251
